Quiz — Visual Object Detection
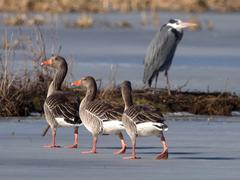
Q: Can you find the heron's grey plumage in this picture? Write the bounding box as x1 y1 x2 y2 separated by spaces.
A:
143 20 184 90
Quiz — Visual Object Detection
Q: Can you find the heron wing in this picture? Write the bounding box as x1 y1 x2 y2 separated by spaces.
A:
143 26 179 84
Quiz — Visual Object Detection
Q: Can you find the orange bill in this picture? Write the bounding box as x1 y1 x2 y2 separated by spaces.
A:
71 80 81 86
181 22 198 28
41 59 53 66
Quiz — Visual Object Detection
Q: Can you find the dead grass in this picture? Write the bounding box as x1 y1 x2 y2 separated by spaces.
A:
3 14 48 26
0 0 239 13
0 26 82 117
98 88 240 116
74 14 94 28
0 27 51 116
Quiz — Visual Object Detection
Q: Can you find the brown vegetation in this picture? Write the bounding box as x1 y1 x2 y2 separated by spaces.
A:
73 14 94 28
0 0 239 13
1 69 240 117
3 14 46 26
0 28 51 116
98 88 240 116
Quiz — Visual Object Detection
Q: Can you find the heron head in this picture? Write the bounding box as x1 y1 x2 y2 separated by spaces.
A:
167 19 197 31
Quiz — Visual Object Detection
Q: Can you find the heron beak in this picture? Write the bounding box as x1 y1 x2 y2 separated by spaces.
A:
41 58 53 66
71 80 81 86
180 22 198 29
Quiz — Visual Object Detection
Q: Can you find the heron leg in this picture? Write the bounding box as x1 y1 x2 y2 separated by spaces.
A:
165 71 171 95
154 72 159 89
156 132 168 160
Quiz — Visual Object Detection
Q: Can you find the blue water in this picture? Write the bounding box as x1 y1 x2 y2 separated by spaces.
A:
0 12 239 92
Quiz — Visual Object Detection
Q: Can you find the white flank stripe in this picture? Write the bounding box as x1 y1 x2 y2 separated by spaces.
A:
136 122 166 137
55 118 81 127
103 120 125 134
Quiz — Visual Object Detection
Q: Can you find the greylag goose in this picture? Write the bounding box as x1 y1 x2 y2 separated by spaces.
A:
41 55 82 148
120 81 168 160
71 76 126 154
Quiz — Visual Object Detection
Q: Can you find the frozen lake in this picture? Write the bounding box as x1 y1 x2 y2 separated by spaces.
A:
0 116 239 180
0 12 240 92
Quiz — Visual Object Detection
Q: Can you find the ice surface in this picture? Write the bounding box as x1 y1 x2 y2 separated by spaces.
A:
0 117 239 180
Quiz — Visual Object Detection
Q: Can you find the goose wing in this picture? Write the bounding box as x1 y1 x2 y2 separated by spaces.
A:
86 100 123 122
45 91 81 124
125 105 164 124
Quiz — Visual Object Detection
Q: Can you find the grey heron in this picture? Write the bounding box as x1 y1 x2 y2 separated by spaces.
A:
143 19 197 95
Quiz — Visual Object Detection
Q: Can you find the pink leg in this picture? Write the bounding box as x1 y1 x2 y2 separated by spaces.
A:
155 134 168 160
65 127 78 149
43 128 61 148
81 136 97 154
123 137 141 160
114 133 127 155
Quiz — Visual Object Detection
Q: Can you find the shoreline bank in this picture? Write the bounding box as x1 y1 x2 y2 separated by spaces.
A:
0 0 240 13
